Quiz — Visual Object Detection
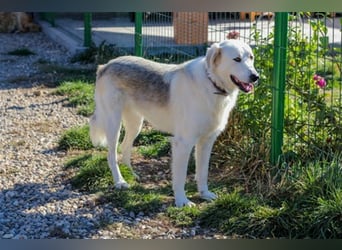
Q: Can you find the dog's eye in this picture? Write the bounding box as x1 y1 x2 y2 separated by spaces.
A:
250 55 254 60
233 57 241 62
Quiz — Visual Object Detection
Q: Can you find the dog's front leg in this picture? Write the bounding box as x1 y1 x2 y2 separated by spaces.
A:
171 137 195 207
195 134 218 201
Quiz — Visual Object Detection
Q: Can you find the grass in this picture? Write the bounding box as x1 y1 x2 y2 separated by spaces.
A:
54 80 95 116
59 124 342 238
57 110 342 238
64 152 169 214
56 78 342 238
66 153 133 191
135 130 171 158
58 125 93 151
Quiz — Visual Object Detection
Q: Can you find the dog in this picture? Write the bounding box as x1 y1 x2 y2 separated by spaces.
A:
0 12 41 33
89 39 259 207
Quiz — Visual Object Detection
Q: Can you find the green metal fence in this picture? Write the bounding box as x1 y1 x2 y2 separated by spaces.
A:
282 13 342 160
42 12 342 163
133 12 342 163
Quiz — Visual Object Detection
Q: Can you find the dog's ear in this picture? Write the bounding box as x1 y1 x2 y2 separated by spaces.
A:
96 64 105 78
97 64 104 73
206 43 221 69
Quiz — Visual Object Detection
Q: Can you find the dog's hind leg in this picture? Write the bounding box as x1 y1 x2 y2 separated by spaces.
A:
92 74 129 189
195 133 218 201
121 108 143 178
105 108 129 189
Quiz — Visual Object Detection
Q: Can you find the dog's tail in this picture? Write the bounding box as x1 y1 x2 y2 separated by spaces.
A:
89 65 108 147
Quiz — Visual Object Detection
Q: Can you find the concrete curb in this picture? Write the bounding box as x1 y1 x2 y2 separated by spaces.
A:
39 20 87 55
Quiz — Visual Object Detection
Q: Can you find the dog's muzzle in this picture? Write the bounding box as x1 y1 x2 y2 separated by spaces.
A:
250 73 259 84
230 73 259 93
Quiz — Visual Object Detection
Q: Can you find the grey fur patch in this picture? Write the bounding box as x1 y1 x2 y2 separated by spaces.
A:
97 56 178 105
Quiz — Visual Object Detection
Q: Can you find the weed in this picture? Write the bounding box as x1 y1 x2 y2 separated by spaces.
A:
70 41 128 64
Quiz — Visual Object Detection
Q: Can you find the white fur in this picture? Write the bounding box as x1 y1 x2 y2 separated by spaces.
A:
89 39 258 207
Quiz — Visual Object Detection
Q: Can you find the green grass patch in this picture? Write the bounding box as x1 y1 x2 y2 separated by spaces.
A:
196 155 342 238
166 205 201 227
57 93 341 238
7 48 35 56
67 153 135 192
102 185 168 214
138 140 171 159
65 153 167 214
134 129 170 146
58 125 93 151
54 80 95 116
135 130 171 158
59 123 342 238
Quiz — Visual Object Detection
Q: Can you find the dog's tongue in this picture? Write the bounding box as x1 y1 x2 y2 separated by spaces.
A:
241 82 254 93
231 75 254 93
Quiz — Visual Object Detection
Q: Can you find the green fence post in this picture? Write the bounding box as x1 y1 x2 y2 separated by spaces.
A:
42 13 55 27
271 12 288 165
135 12 143 57
84 13 92 47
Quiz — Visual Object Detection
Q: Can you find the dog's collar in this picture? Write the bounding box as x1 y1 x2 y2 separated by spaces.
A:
207 73 229 96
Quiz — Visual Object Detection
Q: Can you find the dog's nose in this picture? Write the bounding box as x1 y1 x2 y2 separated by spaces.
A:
250 73 259 83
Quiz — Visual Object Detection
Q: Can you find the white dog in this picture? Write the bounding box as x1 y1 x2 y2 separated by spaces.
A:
89 39 259 207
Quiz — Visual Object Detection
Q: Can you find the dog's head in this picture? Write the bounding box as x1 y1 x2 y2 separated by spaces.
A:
206 39 259 94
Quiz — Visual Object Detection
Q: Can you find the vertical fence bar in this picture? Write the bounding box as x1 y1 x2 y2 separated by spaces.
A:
271 12 288 165
135 12 143 57
83 13 92 47
42 13 55 26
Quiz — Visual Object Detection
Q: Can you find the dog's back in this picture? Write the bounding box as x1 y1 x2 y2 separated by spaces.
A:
96 56 178 106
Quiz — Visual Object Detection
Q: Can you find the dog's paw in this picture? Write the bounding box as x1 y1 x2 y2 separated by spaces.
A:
114 181 130 189
175 198 196 207
200 190 217 201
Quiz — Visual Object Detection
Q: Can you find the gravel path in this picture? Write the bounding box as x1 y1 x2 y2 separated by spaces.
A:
0 32 225 239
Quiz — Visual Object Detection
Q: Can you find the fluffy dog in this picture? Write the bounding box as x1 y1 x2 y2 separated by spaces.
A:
0 12 41 33
90 39 259 207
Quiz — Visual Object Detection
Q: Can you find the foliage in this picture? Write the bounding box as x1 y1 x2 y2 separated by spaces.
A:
284 18 342 157
235 15 342 161
198 155 342 238
70 41 128 64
